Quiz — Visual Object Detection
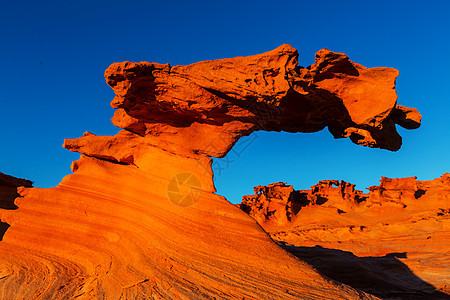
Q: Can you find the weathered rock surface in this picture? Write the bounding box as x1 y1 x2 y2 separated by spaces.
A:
240 175 450 298
64 44 420 161
0 45 421 299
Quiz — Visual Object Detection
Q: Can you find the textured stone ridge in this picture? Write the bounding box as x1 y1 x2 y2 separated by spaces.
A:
240 180 368 226
64 44 420 165
0 46 422 299
239 174 450 298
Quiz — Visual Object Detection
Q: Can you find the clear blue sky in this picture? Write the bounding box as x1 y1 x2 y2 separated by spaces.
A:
1 1 449 203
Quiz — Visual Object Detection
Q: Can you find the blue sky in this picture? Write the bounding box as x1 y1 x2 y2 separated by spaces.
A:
1 1 449 203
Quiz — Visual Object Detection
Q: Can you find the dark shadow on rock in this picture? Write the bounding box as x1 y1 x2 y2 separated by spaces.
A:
0 185 20 210
279 244 449 299
0 173 32 210
288 190 310 216
0 222 10 241
315 195 328 205
415 189 426 199
0 173 33 241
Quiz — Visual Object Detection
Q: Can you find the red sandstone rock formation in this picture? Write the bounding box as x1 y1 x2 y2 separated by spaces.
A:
0 45 421 299
239 175 450 298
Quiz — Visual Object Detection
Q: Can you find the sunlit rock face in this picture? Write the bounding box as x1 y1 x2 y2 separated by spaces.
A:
65 44 420 161
0 45 421 299
239 174 450 298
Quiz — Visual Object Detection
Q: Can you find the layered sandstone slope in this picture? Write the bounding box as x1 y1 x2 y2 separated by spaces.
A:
0 45 420 299
240 175 450 298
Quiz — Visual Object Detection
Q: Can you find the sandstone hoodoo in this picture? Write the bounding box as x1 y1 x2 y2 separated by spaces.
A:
239 175 450 298
0 45 421 299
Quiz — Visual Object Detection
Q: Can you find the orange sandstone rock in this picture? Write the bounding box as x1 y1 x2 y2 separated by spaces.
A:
240 174 450 298
0 45 421 299
65 44 420 162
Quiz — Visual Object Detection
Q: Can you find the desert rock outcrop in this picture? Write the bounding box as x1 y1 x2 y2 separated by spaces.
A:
0 45 421 299
240 175 450 298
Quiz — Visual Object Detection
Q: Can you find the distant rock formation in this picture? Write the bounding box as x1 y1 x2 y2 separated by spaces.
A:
0 45 421 299
239 174 450 298
240 180 372 226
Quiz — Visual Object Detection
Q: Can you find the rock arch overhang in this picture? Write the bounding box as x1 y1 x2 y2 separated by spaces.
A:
0 45 421 299
64 44 421 164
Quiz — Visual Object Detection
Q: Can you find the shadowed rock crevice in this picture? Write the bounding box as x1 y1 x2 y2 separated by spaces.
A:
0 172 33 240
0 173 33 210
0 222 10 241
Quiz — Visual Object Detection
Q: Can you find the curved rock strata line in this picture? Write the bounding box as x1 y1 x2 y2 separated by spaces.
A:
0 45 421 299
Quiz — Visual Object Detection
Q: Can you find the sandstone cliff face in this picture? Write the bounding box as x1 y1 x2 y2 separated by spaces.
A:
0 45 421 299
240 175 450 298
